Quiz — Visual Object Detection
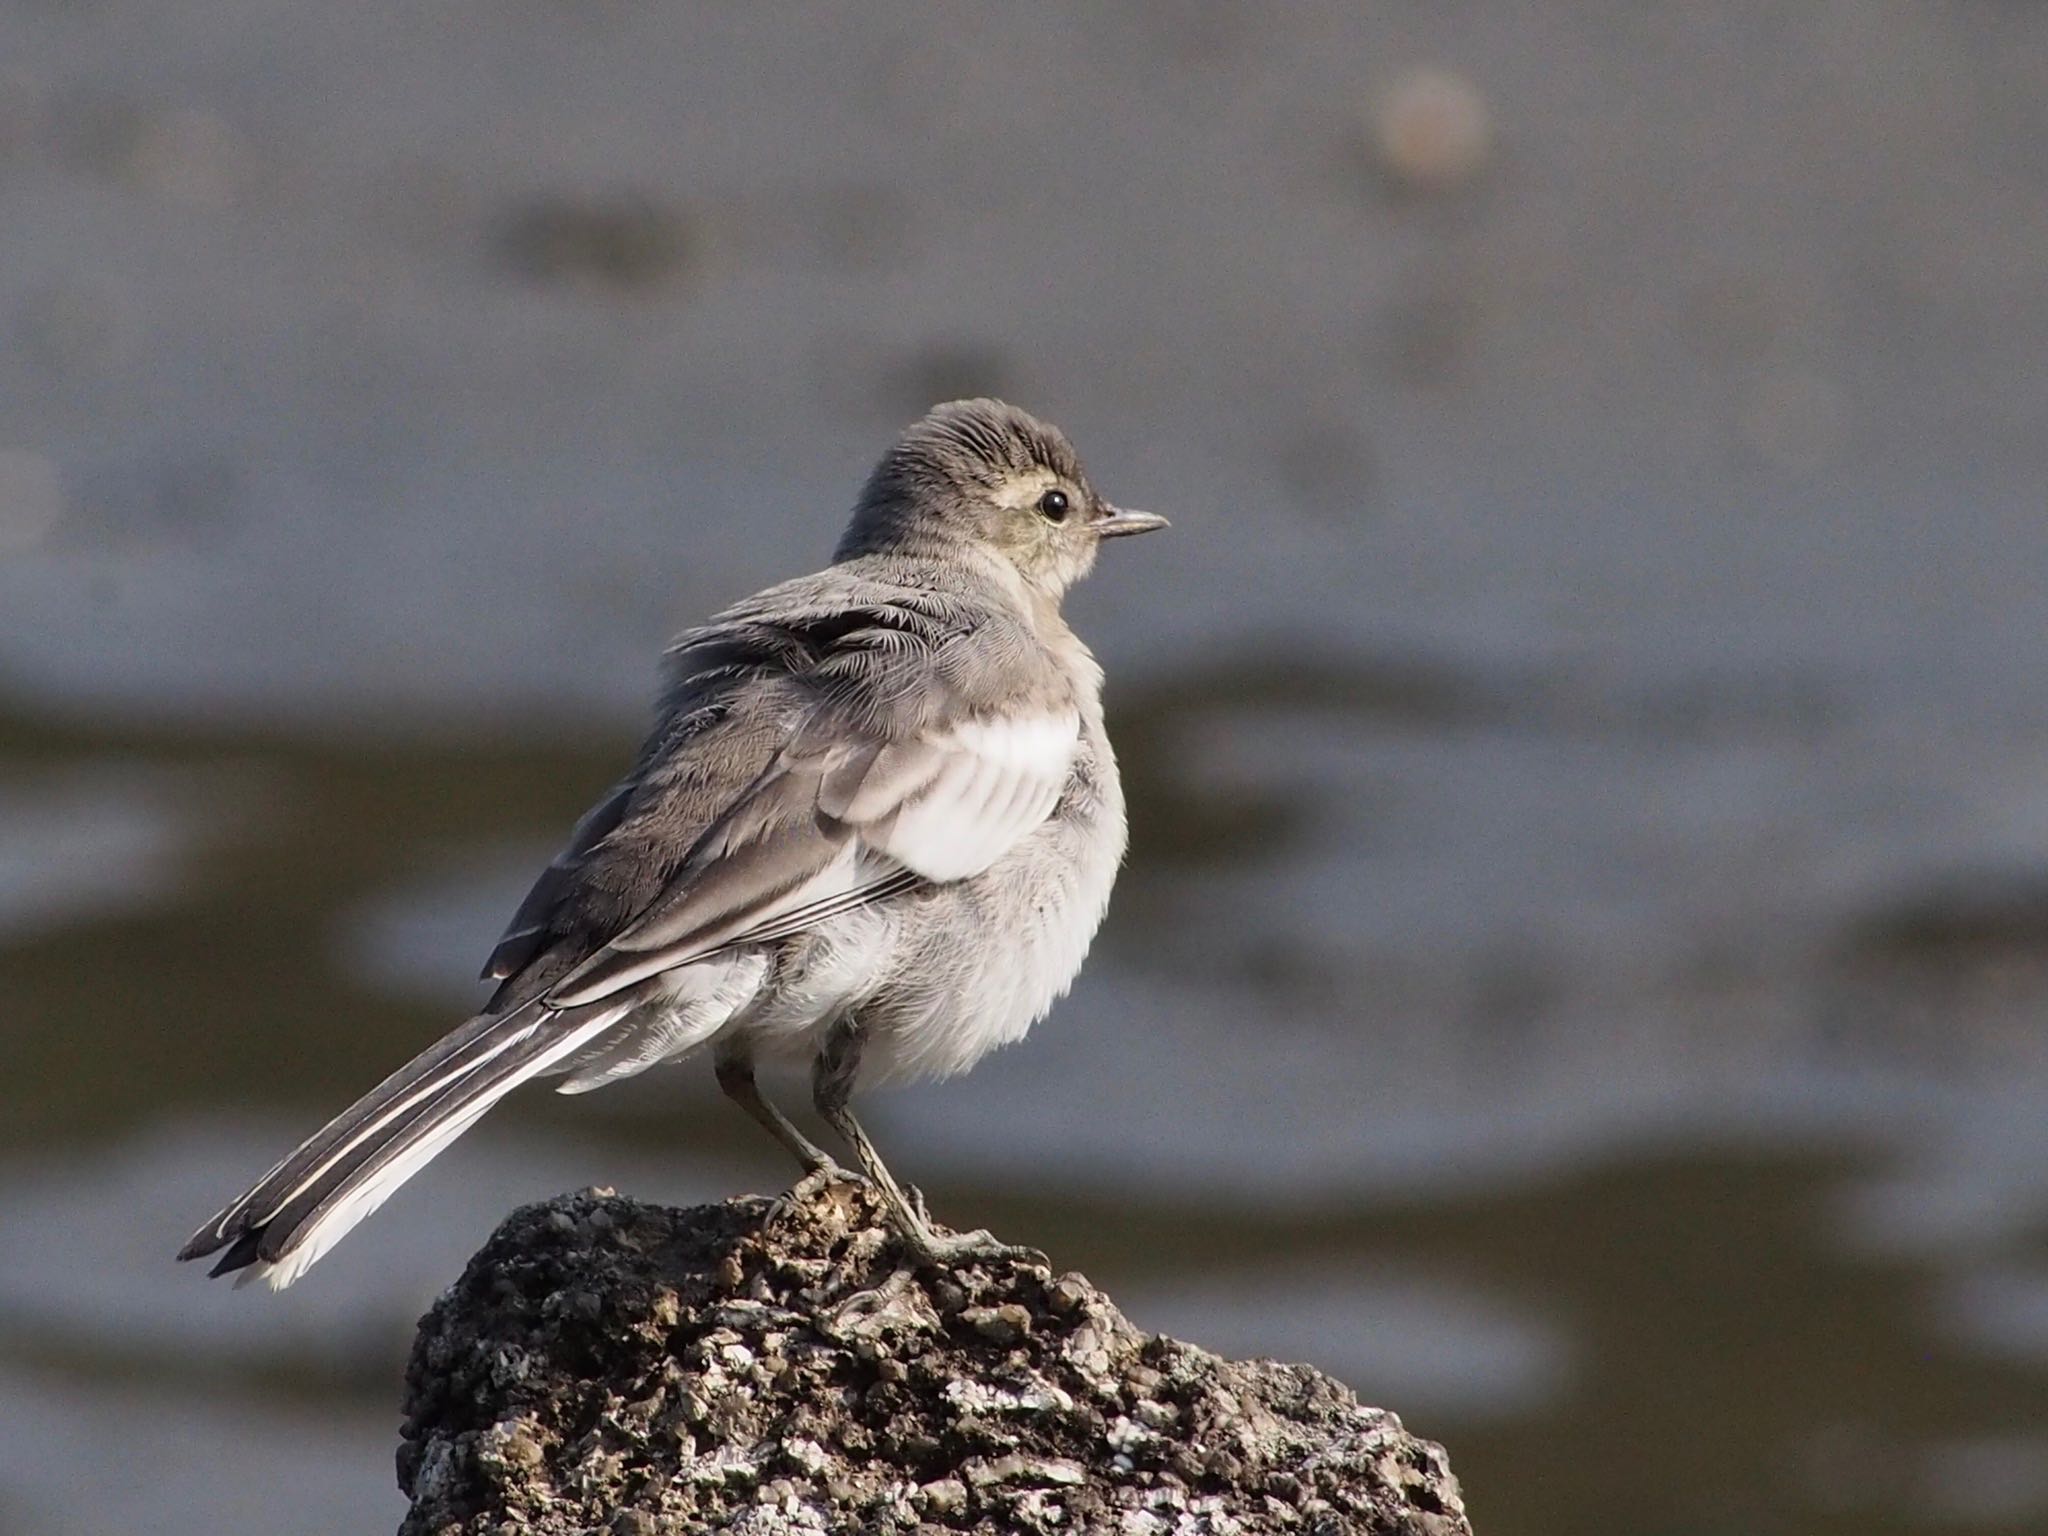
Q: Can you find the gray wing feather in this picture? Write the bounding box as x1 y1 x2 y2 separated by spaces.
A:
489 565 1079 1013
818 740 949 822
481 776 637 981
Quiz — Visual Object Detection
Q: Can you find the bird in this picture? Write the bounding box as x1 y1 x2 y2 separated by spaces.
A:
178 398 1167 1289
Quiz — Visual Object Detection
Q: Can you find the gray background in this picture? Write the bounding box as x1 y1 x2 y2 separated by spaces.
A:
3 4 2046 1533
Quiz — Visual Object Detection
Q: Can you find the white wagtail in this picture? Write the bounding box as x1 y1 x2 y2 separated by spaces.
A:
179 399 1166 1287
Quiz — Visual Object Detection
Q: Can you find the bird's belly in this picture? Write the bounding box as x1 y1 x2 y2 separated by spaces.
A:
728 722 1127 1088
855 811 1122 1087
726 905 900 1063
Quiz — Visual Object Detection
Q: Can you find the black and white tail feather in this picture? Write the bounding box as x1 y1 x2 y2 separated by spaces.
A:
176 999 632 1288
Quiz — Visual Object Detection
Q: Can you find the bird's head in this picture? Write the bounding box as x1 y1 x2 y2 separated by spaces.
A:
839 399 1167 599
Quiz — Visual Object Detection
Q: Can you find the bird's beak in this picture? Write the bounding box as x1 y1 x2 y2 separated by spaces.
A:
1093 504 1170 539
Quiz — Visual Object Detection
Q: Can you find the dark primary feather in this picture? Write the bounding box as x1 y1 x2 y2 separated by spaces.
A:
482 777 637 982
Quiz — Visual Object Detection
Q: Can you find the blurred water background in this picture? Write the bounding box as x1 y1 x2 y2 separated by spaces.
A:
4 4 2048 1532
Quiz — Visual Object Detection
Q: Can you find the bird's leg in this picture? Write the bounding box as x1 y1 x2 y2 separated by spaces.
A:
813 1017 1047 1270
714 1050 848 1184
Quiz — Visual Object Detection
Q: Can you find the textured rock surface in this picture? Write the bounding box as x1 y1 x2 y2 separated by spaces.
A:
397 1185 1470 1535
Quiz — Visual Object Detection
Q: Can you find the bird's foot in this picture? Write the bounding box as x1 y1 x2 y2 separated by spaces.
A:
766 1161 870 1226
895 1221 1049 1272
825 1264 921 1330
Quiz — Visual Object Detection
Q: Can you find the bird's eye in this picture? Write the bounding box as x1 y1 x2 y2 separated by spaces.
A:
1037 489 1070 522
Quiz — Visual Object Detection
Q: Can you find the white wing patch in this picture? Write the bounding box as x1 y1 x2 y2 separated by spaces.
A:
544 710 1080 1012
859 712 1077 882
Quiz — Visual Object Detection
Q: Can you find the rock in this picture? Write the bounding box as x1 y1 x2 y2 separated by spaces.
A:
396 1185 1471 1535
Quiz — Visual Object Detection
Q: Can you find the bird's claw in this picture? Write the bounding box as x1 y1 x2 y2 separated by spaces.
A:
766 1162 870 1226
825 1265 921 1329
898 1225 1049 1272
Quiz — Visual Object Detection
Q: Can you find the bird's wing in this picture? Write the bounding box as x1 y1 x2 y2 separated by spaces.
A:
542 701 1080 1008
481 776 637 982
487 578 1080 1013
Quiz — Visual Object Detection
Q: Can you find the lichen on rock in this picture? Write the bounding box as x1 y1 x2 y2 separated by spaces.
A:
397 1185 1471 1535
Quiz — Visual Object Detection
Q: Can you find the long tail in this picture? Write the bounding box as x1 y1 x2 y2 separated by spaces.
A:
177 1000 627 1290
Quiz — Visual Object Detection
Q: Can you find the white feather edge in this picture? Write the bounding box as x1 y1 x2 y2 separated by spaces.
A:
553 953 769 1094
864 712 1076 882
236 1009 628 1290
